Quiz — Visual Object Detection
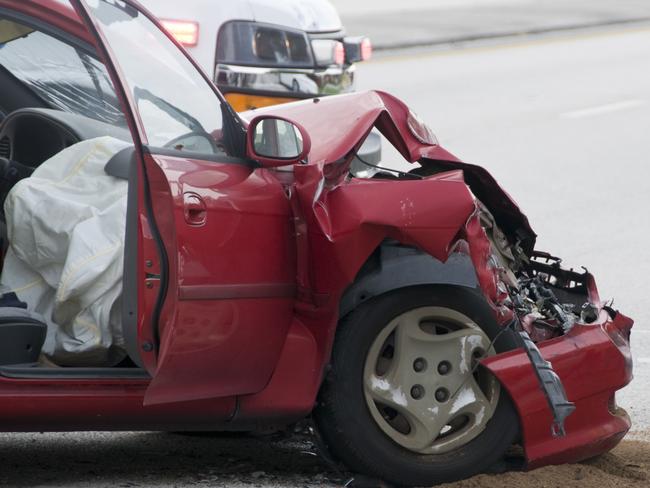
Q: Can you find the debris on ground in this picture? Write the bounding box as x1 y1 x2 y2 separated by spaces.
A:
0 431 648 487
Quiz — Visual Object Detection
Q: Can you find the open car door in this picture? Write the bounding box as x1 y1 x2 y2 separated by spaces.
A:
72 0 297 405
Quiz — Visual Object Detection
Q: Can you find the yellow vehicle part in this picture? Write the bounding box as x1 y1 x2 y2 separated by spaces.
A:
225 92 299 112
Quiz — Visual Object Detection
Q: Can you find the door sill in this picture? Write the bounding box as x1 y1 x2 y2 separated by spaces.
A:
0 364 150 380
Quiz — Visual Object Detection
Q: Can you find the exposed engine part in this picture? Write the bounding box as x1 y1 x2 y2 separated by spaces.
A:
581 302 599 323
474 204 589 342
514 252 601 341
514 276 577 335
475 204 597 343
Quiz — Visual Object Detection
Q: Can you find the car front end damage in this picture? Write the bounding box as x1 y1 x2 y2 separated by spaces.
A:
242 90 633 472
459 199 633 469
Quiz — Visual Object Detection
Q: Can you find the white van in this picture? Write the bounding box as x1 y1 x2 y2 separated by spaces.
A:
138 0 372 112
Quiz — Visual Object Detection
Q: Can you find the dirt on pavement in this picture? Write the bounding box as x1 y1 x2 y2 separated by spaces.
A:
439 440 649 488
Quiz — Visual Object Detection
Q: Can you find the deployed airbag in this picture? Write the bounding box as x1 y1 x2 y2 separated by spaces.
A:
0 137 131 366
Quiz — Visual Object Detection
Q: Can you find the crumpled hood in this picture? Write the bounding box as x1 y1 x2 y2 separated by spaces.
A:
242 90 458 165
243 90 537 252
246 0 342 32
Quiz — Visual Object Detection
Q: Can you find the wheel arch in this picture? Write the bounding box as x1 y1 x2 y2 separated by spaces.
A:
339 240 479 319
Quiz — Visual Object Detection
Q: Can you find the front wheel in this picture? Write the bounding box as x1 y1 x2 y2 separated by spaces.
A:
314 286 520 487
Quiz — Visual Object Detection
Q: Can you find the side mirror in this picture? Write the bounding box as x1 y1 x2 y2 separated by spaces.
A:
246 116 311 167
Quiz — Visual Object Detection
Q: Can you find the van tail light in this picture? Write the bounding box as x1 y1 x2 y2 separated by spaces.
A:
161 20 199 47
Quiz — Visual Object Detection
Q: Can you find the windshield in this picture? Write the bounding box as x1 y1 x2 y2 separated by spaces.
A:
84 0 228 155
0 17 125 126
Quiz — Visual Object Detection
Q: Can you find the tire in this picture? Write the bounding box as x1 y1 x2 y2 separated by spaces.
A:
314 285 520 487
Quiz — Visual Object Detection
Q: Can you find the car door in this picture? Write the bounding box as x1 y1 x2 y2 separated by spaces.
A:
72 0 297 405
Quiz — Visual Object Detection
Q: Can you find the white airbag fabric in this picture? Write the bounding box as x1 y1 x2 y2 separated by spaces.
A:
1 137 131 366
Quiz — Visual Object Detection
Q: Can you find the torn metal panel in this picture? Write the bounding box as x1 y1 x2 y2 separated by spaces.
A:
242 90 461 166
415 157 536 255
292 166 477 295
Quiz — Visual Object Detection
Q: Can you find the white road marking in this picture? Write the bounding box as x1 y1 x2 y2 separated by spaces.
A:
561 99 647 119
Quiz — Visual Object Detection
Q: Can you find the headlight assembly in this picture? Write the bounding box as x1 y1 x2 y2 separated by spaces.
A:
407 110 439 146
217 21 314 69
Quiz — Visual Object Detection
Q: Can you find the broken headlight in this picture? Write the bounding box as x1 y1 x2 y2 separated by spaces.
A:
407 110 438 146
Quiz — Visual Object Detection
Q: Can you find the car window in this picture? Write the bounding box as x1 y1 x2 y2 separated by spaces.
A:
85 0 226 154
0 17 125 126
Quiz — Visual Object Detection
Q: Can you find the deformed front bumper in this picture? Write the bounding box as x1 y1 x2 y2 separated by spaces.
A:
461 209 634 469
482 308 633 469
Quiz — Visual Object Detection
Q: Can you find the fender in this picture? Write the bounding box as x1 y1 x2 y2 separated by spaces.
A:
236 92 535 422
339 241 478 317
237 170 482 422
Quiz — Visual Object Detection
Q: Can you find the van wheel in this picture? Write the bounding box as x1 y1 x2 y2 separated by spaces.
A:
314 286 520 487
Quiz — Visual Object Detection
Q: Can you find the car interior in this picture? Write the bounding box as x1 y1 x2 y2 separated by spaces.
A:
0 13 146 377
0 11 405 378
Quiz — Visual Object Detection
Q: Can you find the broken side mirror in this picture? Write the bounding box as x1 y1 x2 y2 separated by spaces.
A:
246 116 311 167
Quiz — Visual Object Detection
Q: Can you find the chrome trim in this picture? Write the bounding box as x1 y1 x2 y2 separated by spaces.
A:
215 63 356 97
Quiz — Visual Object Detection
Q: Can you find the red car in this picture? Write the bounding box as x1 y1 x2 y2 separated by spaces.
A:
0 1 633 486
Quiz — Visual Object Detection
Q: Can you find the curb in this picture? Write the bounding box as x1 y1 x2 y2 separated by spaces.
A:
373 16 650 51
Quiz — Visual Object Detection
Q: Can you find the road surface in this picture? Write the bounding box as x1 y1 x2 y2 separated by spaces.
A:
1 25 649 488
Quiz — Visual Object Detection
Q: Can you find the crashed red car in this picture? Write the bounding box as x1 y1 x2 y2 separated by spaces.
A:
0 0 633 486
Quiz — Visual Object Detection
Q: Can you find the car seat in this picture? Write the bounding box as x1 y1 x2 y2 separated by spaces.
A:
0 306 47 365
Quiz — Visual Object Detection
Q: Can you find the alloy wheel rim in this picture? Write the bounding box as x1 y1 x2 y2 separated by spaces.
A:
363 306 500 454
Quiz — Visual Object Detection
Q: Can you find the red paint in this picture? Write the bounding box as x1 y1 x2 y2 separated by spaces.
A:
483 312 633 468
238 318 321 421
142 154 297 405
0 377 236 432
178 283 296 301
0 0 634 476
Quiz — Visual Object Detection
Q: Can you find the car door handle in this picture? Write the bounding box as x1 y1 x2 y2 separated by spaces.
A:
183 192 207 226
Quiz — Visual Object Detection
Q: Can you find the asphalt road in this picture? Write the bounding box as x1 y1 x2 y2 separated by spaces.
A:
1 26 649 488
